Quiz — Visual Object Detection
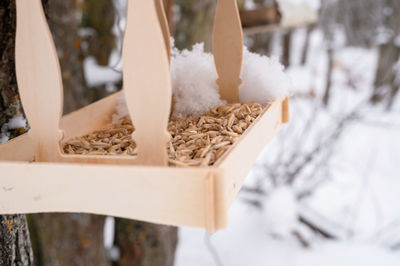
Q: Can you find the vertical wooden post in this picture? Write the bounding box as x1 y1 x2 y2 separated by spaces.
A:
15 0 64 162
213 0 243 103
282 97 290 123
155 0 171 60
123 0 171 166
204 172 216 234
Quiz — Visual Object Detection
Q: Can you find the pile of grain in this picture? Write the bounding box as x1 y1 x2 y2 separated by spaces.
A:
63 102 264 167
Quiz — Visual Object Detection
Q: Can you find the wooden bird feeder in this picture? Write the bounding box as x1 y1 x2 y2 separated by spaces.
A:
0 0 289 233
241 0 319 35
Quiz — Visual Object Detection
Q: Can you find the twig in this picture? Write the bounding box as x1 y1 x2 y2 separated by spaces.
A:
204 233 224 266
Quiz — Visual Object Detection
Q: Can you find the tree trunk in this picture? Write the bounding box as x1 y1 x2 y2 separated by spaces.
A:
115 219 177 266
0 215 34 266
27 1 109 265
173 0 216 51
45 0 89 114
371 42 400 106
0 1 34 265
0 0 21 134
80 0 121 104
323 48 334 107
282 29 293 68
301 24 315 65
28 214 107 266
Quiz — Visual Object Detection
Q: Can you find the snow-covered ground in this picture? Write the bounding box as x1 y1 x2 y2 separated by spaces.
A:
175 28 400 265
175 201 400 266
175 111 400 265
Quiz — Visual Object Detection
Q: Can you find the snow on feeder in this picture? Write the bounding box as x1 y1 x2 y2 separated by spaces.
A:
0 0 289 233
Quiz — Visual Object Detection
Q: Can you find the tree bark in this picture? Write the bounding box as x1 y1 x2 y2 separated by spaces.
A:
0 0 20 134
28 214 107 266
301 24 315 65
282 29 293 68
371 42 400 106
46 0 88 114
173 0 216 51
115 219 177 266
0 1 34 265
27 1 109 265
81 0 115 66
0 215 34 266
323 48 334 107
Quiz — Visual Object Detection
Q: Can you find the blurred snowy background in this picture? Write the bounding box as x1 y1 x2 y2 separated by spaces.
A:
1 0 399 265
174 1 400 265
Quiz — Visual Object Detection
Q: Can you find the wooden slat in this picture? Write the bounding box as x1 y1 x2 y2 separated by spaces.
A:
282 96 290 123
216 99 284 204
155 0 171 60
243 21 317 35
123 0 171 166
60 91 121 141
15 0 63 162
0 162 227 230
204 172 216 233
0 134 35 162
213 0 243 103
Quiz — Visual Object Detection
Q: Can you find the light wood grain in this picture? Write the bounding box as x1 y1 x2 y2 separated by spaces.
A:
155 0 171 60
0 162 227 232
60 92 120 141
123 0 171 166
215 100 284 204
0 0 290 232
282 96 290 123
15 0 64 162
0 134 35 162
204 172 216 233
213 0 243 103
0 98 287 231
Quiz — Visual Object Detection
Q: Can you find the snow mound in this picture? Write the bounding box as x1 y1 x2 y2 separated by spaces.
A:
262 186 298 237
116 42 290 119
171 43 224 117
240 47 290 105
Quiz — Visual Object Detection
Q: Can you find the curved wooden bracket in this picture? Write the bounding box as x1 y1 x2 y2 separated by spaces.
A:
155 0 171 61
123 0 172 166
213 0 244 103
15 0 64 162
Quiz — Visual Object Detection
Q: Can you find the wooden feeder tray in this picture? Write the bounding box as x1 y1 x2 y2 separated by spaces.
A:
0 0 289 233
241 1 318 35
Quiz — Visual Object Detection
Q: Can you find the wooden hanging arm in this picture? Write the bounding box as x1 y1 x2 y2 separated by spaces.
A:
213 0 244 103
123 0 172 166
15 0 64 162
155 0 171 61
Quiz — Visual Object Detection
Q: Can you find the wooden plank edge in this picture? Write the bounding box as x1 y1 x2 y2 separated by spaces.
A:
0 133 35 162
60 91 121 141
0 161 227 230
216 99 284 203
243 21 317 35
204 172 216 233
213 99 277 167
282 96 290 123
